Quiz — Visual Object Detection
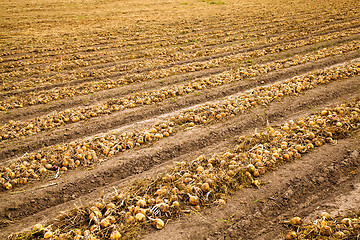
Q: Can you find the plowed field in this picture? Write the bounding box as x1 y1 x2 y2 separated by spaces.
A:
1 0 360 239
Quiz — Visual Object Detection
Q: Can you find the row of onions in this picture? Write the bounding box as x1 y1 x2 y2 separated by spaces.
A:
1 61 359 192
8 88 360 239
1 39 359 143
284 212 360 239
3 11 340 84
2 5 357 92
1 25 358 111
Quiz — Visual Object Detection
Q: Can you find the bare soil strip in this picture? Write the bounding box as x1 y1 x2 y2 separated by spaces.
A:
2 32 360 125
1 1 355 63
2 23 359 104
1 52 359 161
3 13 353 74
1 30 359 119
3 17 358 92
1 0 360 239
143 134 360 240
0 73 359 238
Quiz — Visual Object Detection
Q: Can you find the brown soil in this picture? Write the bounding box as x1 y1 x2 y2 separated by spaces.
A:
142 134 360 240
1 51 359 161
0 73 359 238
1 0 360 239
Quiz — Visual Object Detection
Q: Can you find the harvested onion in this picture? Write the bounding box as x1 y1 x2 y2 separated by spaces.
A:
152 218 165 230
110 230 121 240
135 212 146 222
43 231 53 239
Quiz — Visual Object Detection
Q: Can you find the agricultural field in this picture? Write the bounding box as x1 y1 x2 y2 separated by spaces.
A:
0 0 360 239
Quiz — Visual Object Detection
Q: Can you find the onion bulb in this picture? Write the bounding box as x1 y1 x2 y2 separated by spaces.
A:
43 231 53 239
285 231 297 240
290 217 302 226
3 182 12 190
135 212 146 222
107 216 116 224
341 218 352 226
321 212 331 220
247 164 256 173
110 230 121 240
189 195 199 205
32 223 44 231
136 199 147 208
172 201 180 208
201 182 210 192
333 231 345 238
95 202 104 210
100 218 111 228
152 218 165 230
159 203 170 213
126 215 135 224
319 225 333 236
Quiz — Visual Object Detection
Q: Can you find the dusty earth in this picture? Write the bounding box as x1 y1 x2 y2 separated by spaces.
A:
0 0 359 239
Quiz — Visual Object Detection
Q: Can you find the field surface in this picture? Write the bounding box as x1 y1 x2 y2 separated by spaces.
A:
1 0 360 239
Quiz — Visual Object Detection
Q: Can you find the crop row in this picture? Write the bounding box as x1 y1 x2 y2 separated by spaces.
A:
1 61 359 191
284 212 360 239
0 14 321 71
2 1 353 61
2 18 359 93
7 94 360 239
1 40 359 142
2 13 357 82
0 14 298 62
0 12 277 57
1 27 359 111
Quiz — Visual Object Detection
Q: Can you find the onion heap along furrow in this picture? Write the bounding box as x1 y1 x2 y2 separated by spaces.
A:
0 14 324 74
284 212 360 240
2 18 359 94
1 11 287 58
2 3 355 66
3 15 358 91
1 17 358 79
1 40 359 142
1 26 359 111
2 0 357 66
1 61 359 191
7 95 360 240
